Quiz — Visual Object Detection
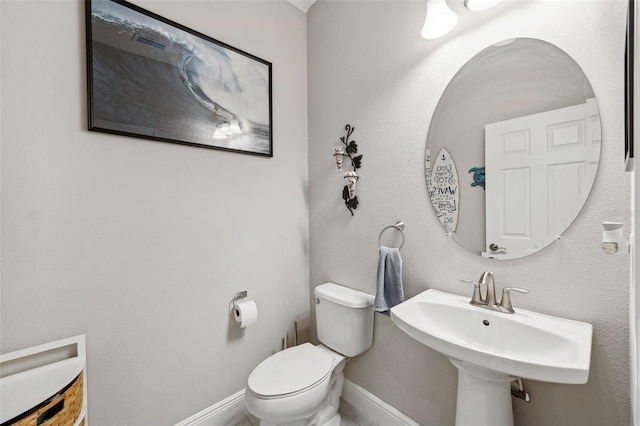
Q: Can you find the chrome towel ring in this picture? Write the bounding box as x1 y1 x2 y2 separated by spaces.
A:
378 221 405 249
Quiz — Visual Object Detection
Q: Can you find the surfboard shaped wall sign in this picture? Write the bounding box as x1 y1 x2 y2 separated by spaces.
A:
427 148 459 232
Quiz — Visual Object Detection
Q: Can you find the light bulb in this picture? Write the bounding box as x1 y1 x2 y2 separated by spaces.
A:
421 0 458 40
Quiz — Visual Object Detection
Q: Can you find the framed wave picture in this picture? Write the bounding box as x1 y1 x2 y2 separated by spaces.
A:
85 0 273 156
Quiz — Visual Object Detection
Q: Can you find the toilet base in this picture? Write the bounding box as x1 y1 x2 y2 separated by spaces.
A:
260 414 340 426
254 359 345 426
323 413 341 426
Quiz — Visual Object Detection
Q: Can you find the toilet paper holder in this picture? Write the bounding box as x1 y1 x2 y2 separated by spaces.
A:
232 291 248 314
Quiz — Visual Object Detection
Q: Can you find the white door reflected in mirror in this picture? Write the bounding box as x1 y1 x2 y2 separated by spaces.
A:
484 99 600 259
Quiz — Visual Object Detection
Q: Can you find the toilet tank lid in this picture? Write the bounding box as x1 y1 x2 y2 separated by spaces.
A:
314 283 374 308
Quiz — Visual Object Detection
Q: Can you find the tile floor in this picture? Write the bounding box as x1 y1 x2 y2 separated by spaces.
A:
227 398 373 426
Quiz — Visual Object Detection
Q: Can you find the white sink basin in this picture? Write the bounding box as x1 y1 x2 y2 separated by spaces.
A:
390 289 593 384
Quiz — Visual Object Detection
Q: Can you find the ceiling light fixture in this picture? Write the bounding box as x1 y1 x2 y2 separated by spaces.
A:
421 0 458 40
464 0 502 11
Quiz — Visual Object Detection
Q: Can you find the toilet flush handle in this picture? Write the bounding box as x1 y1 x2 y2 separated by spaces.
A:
314 297 320 304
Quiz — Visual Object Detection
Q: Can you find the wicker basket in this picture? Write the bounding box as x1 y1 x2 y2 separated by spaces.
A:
7 372 83 426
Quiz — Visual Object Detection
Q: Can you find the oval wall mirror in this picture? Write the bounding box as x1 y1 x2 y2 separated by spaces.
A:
425 38 601 260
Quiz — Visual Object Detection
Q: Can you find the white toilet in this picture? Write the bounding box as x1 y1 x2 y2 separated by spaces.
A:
244 282 375 426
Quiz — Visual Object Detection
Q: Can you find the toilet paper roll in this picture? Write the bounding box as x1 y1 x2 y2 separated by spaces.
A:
234 300 258 328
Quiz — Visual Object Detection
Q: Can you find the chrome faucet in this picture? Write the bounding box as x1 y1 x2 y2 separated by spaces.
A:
480 271 497 308
461 271 528 314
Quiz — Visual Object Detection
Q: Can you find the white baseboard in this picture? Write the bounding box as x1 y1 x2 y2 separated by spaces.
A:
175 379 418 426
341 379 420 426
175 389 246 426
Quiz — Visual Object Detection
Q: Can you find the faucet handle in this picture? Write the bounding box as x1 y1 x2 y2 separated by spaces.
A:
460 279 485 306
499 287 529 313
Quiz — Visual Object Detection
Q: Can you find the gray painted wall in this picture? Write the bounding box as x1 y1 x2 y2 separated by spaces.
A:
1 1 308 424
1 0 633 424
308 1 631 425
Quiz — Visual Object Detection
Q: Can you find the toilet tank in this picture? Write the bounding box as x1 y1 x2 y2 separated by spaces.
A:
314 283 374 357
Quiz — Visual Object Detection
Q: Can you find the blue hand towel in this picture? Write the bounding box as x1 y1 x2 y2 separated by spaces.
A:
374 246 404 312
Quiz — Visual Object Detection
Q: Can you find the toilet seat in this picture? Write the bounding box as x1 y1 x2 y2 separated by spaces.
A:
247 343 335 398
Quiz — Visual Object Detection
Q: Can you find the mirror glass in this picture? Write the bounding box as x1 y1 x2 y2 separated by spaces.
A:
425 38 601 260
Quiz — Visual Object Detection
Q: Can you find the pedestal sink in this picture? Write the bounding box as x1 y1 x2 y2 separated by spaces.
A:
389 289 593 426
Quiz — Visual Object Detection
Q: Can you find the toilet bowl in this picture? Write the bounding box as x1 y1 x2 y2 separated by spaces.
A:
245 343 345 425
245 283 374 426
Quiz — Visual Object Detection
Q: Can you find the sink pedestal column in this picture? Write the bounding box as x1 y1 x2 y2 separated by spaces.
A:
450 359 515 426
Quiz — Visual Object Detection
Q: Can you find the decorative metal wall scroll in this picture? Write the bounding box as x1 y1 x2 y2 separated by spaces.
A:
332 124 363 215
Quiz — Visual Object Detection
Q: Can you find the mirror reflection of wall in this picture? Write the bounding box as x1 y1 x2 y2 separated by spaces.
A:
425 38 601 260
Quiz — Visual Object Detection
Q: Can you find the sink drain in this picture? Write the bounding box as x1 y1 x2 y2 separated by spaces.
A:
482 319 490 326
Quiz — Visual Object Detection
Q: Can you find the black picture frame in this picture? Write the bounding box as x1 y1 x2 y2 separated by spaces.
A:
626 0 635 171
85 0 273 157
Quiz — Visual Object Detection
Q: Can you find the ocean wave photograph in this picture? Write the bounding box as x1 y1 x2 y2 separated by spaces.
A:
87 0 272 156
